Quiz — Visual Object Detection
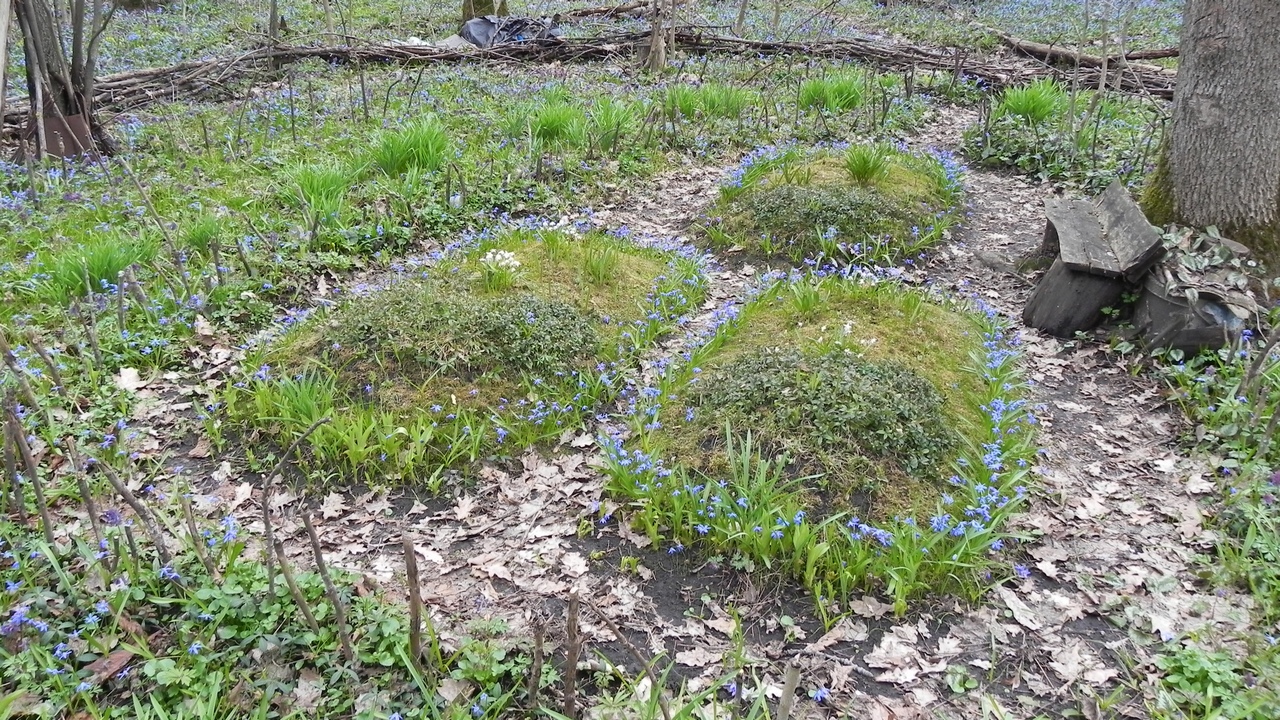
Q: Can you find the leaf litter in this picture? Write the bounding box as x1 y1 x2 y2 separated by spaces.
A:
106 108 1251 718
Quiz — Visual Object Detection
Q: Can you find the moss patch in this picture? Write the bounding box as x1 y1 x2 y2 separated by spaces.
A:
654 278 985 520
708 144 962 265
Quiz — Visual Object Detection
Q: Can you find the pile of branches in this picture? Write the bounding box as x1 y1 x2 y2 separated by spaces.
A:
2 27 1177 140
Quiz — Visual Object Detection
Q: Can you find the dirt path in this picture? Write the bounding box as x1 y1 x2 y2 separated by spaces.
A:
151 108 1248 718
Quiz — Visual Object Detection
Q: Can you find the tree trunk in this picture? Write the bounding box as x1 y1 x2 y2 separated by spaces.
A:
15 0 116 157
1147 0 1280 265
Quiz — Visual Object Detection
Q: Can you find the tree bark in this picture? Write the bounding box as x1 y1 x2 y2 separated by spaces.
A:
1154 0 1280 263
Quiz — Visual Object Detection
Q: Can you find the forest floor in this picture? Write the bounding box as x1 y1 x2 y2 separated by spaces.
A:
98 105 1244 720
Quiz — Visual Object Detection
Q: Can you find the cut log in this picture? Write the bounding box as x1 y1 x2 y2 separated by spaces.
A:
1022 258 1127 338
1053 180 1164 282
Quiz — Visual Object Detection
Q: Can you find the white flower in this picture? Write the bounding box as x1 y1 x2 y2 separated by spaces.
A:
480 249 521 270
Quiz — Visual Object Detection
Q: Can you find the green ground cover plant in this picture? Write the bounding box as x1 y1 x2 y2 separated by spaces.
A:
1153 302 1280 718
222 225 707 486
599 271 1037 614
961 77 1163 191
707 141 964 265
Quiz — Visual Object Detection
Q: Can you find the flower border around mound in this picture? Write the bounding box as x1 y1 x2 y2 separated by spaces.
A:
597 267 1038 615
706 141 967 268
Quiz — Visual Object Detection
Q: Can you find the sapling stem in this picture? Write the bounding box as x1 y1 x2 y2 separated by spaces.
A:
402 532 426 675
89 453 173 566
209 235 226 286
273 538 321 636
116 270 127 335
261 417 330 596
124 265 151 312
7 404 55 546
65 438 104 549
302 511 355 664
181 493 220 581
0 329 41 410
3 418 26 522
563 590 580 719
24 331 66 395
776 665 802 720
528 618 545 706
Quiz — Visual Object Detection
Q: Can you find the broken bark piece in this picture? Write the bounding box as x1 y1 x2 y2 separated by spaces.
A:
1132 275 1240 353
1055 180 1164 282
1022 259 1127 337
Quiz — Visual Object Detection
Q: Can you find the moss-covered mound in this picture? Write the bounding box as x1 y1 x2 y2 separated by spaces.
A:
654 277 984 519
706 143 963 265
228 227 705 484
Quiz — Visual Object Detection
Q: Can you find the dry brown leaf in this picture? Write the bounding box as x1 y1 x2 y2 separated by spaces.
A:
85 648 134 683
293 669 324 711
115 368 147 392
997 587 1043 631
675 647 721 667
187 435 212 459
320 493 347 520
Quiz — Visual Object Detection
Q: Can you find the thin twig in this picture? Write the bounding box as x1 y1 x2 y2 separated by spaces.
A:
6 403 55 546
273 538 322 636
64 438 104 549
564 590 581 719
302 511 356 663
180 493 220 581
582 596 672 720
88 453 172 566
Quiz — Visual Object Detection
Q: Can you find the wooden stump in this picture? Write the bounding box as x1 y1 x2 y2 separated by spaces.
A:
1022 180 1164 338
1022 259 1127 337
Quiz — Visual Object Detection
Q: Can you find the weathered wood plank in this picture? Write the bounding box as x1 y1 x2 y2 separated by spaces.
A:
1022 258 1127 338
1094 180 1164 282
1048 198 1111 275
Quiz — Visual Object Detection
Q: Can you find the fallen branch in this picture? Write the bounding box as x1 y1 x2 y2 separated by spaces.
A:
994 31 1177 75
561 1 648 20
2 28 1177 138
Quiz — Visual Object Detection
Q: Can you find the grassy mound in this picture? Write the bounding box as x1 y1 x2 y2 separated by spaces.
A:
706 142 963 265
227 226 705 485
601 275 1035 610
654 276 983 518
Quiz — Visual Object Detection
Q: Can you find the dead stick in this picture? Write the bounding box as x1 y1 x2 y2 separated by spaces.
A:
116 271 127 335
528 618 545 707
273 538 322 636
89 454 172 566
124 265 151 312
302 511 355 663
65 438 104 549
261 417 330 596
7 406 55 545
23 331 66 395
0 328 41 410
582 596 672 720
776 665 801 720
403 532 425 673
3 416 26 522
563 590 581 719
180 493 221 581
